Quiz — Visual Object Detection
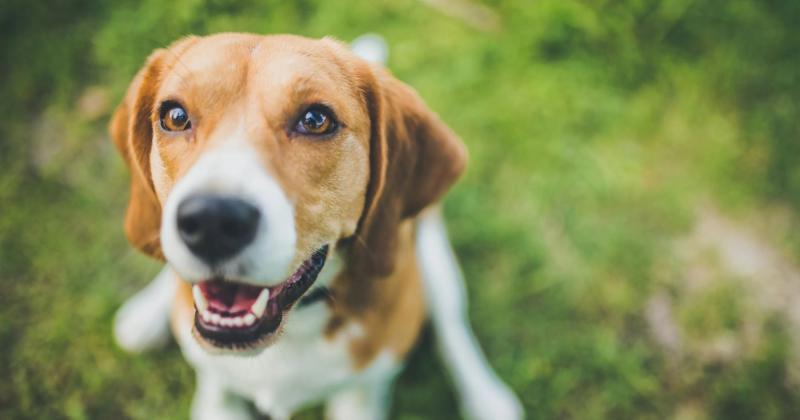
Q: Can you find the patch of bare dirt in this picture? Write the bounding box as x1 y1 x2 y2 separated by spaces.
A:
648 203 800 381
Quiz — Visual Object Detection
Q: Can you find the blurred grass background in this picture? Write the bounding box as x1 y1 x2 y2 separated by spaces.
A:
2 0 800 418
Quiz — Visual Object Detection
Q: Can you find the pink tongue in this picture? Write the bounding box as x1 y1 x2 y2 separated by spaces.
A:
200 280 264 314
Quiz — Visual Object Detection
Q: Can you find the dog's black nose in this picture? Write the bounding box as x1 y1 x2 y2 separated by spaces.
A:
177 195 260 264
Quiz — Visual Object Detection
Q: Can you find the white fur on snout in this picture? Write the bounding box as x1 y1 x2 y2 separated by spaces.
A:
160 144 296 285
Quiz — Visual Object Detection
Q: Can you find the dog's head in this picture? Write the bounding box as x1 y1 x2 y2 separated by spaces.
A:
110 34 466 352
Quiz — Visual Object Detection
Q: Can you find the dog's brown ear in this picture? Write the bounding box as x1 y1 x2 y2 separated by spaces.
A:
110 50 164 259
109 37 198 259
352 66 467 277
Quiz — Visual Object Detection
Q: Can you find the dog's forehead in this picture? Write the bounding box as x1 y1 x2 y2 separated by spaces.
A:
159 35 356 98
155 35 367 132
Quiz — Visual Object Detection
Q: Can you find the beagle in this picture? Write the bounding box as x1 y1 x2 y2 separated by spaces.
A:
111 33 522 420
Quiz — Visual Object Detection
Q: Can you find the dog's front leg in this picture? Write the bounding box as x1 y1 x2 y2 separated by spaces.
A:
192 371 253 420
417 209 524 420
114 266 176 353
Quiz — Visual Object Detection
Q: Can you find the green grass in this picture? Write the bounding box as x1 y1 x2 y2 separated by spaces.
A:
3 0 800 418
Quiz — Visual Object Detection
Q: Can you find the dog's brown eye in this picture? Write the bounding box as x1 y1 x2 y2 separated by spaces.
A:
159 102 191 132
295 106 337 136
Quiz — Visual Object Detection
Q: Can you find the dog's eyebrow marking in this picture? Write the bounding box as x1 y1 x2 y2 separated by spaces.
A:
162 46 196 89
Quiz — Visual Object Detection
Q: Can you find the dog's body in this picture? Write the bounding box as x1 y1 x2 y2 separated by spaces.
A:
112 33 521 420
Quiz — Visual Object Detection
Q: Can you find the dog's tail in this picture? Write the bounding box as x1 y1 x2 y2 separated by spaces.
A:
416 207 524 420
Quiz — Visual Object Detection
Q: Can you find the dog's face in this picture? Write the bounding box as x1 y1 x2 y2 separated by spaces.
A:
111 34 466 353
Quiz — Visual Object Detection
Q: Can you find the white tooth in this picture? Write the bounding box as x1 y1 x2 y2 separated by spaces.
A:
192 285 208 312
233 317 244 327
211 313 221 325
251 289 270 318
244 313 256 325
220 318 230 327
201 311 212 322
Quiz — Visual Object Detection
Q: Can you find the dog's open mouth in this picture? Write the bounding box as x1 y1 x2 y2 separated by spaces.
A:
191 245 328 350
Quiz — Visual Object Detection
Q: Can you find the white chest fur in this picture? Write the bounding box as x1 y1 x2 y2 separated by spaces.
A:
174 254 401 419
177 302 396 418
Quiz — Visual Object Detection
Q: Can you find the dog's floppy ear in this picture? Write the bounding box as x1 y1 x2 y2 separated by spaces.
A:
110 51 165 259
352 66 467 277
109 37 198 259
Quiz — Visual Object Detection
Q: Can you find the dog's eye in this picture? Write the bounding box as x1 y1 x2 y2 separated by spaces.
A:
294 106 337 136
159 102 191 132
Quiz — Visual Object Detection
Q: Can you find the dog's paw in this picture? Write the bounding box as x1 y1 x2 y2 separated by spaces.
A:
114 298 171 353
461 382 524 420
113 268 175 353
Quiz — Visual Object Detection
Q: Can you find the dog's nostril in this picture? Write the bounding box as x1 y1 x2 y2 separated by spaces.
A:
177 215 201 235
222 219 247 237
220 204 260 239
176 195 261 264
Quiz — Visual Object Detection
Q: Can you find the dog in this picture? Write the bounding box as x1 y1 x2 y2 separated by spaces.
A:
110 33 522 420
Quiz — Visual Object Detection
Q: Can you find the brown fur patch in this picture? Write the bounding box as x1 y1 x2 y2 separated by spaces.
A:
110 36 200 259
327 221 426 368
171 276 194 335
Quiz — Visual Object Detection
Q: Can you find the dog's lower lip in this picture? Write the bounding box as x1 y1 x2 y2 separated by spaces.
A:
191 245 329 349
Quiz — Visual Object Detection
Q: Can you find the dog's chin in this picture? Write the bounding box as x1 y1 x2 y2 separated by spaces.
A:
188 245 328 354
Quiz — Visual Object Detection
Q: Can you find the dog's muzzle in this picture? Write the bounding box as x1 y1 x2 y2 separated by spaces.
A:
192 245 329 350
